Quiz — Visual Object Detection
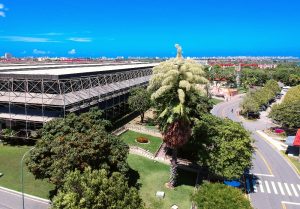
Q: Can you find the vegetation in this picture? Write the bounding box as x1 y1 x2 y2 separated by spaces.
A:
0 145 54 198
240 79 280 116
119 130 162 154
270 85 300 128
205 63 300 88
128 154 195 209
1 128 17 138
128 87 152 123
241 64 300 87
147 44 208 187
26 108 129 187
192 182 252 209
181 114 253 180
204 66 236 86
52 167 144 209
211 98 223 105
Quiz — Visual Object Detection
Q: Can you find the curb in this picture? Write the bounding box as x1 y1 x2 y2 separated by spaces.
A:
0 186 51 204
256 130 287 151
256 131 300 179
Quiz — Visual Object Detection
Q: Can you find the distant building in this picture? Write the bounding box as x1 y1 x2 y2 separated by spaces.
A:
4 53 12 60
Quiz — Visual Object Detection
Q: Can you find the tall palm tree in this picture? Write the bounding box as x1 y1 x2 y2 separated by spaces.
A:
148 44 208 188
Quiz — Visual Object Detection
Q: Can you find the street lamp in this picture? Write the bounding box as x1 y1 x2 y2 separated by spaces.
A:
21 147 35 209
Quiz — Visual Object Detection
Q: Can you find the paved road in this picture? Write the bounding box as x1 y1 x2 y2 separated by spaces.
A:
212 95 300 209
0 187 50 209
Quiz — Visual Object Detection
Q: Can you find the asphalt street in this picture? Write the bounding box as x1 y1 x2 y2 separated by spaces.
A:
0 187 50 209
212 95 300 209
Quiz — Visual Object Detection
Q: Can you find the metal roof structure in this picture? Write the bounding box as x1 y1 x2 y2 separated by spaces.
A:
0 63 156 138
0 63 158 79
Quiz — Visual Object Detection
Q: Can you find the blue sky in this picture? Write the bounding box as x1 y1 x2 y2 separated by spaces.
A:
0 0 299 57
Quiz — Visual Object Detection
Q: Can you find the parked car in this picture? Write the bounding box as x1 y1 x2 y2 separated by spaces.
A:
247 112 260 119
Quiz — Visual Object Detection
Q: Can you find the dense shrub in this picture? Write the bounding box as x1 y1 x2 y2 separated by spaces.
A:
192 182 252 209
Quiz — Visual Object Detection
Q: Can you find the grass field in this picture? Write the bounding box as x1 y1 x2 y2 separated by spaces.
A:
120 130 162 154
211 98 223 105
128 154 195 209
0 145 54 199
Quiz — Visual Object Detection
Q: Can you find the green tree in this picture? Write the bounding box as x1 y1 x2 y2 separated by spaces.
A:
147 44 208 187
52 168 144 209
269 85 300 128
183 114 253 179
270 102 300 128
128 87 151 123
192 182 252 209
27 109 129 187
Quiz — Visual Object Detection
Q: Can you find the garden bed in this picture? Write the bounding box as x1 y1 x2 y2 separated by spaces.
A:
119 130 162 154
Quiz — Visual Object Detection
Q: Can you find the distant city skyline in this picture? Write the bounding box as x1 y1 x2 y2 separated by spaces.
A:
0 0 300 57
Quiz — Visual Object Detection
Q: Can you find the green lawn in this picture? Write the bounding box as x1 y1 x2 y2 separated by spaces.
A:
0 145 54 199
211 98 223 105
120 130 162 154
128 154 195 209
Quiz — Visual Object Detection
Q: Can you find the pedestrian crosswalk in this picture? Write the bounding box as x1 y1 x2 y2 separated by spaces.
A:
254 180 300 197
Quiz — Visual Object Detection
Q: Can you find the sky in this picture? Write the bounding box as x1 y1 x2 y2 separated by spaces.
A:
0 0 299 57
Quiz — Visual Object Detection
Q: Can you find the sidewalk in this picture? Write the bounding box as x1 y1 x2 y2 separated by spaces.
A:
256 130 287 151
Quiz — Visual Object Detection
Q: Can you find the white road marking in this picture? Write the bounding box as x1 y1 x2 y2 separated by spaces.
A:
281 201 300 206
271 181 278 194
297 184 300 192
284 183 292 196
258 180 264 193
290 184 299 197
277 182 285 196
265 181 271 193
253 173 274 177
253 183 257 192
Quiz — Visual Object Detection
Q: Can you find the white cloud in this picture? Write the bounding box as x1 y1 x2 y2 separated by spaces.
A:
38 32 63 36
68 49 76 55
68 37 92 42
0 4 5 17
0 36 59 42
33 49 50 55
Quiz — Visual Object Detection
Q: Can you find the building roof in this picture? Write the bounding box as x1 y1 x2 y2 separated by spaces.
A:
0 63 158 80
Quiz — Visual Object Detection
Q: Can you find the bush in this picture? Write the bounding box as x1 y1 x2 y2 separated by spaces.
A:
52 168 144 209
136 137 149 143
269 85 300 128
192 182 252 209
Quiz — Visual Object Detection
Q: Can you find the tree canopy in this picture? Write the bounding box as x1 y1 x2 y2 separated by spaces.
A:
52 168 144 209
26 108 129 187
128 87 151 123
192 182 252 209
269 85 300 128
240 79 280 116
181 114 253 179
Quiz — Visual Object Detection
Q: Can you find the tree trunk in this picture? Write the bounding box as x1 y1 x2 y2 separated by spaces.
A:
140 112 144 123
169 148 178 188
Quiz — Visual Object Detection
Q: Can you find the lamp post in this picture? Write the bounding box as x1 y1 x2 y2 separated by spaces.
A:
21 147 35 209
